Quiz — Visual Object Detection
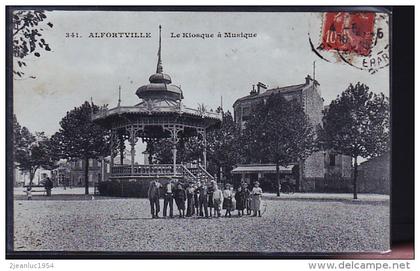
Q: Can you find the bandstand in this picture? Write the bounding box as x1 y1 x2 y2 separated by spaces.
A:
92 26 221 192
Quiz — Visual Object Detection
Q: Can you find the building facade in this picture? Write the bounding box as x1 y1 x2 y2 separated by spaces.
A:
55 158 110 187
232 75 352 192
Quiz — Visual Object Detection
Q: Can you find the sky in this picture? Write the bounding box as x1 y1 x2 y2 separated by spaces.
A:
13 11 389 137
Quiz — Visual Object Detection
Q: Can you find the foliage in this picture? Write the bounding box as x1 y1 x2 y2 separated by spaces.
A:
206 110 241 180
153 134 203 164
12 10 53 78
51 101 110 194
241 94 317 166
322 82 390 199
13 115 57 185
240 94 318 195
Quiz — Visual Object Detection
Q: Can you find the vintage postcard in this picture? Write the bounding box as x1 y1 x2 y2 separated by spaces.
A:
8 8 390 255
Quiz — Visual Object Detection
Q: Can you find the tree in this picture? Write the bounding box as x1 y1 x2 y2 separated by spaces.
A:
206 110 240 182
13 116 57 186
51 102 110 194
241 94 318 196
12 10 53 78
153 134 203 165
322 83 390 199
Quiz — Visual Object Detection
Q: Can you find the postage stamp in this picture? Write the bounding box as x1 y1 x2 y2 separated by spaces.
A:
309 12 389 74
320 12 376 56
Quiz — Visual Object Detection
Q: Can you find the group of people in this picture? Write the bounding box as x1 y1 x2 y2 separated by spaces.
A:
147 179 263 219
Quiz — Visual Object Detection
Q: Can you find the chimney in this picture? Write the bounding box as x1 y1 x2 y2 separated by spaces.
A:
250 84 257 96
257 82 267 94
305 75 312 85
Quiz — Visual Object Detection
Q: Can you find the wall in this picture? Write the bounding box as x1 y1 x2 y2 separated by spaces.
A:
357 152 390 194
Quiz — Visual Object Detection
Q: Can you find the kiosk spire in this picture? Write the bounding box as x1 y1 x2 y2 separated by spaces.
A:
156 25 163 73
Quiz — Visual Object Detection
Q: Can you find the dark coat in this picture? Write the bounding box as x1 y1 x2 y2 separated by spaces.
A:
235 190 247 210
44 178 53 190
148 181 161 200
199 186 208 202
174 187 187 201
175 187 187 210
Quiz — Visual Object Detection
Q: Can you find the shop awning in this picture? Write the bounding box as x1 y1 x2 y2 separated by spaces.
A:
231 164 293 174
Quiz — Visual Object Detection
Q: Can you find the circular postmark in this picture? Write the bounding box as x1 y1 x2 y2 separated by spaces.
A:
308 12 389 74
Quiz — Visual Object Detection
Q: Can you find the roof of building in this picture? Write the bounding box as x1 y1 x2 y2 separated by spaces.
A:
231 164 293 174
92 26 222 128
358 152 390 169
233 83 307 106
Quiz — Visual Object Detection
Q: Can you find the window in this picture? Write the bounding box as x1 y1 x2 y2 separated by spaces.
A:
78 160 83 168
329 154 336 166
89 159 93 167
242 106 251 121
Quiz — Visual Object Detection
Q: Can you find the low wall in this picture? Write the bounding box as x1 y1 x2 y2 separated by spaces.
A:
98 177 176 198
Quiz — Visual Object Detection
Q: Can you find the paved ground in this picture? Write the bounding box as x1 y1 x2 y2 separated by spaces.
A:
13 192 390 253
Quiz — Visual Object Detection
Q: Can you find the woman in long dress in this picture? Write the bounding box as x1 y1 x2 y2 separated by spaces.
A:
251 181 263 217
174 183 187 218
235 186 247 217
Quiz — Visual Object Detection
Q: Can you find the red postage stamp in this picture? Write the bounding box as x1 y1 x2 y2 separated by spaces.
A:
320 12 376 57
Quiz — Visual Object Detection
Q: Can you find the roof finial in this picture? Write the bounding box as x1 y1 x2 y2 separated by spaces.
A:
313 60 316 82
117 85 121 107
156 25 163 73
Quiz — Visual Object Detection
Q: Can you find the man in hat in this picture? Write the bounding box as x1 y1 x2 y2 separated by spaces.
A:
43 175 53 197
199 182 209 218
207 181 216 217
212 183 223 217
148 178 161 218
163 179 176 218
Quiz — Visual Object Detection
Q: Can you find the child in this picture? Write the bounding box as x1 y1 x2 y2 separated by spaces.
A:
174 183 187 218
222 184 233 217
186 182 195 217
26 186 32 200
242 182 252 215
251 181 263 217
212 184 223 217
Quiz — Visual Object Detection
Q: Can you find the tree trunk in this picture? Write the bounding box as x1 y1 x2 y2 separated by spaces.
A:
353 156 358 200
84 157 89 195
276 161 280 197
29 169 35 188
